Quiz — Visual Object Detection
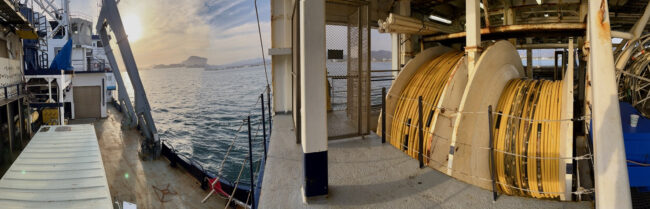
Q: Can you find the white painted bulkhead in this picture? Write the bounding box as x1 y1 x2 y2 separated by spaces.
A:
71 72 109 118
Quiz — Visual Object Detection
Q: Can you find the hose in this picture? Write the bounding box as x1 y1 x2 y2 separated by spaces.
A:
492 79 563 198
389 51 463 160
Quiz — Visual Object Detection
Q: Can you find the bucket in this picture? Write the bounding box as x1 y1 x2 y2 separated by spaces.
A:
631 114 640 128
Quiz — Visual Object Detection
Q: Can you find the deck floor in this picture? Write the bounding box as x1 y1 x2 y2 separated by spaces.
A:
259 115 593 209
73 106 227 209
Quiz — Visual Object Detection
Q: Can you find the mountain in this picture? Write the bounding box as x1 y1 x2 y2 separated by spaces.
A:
205 57 271 70
154 56 208 69
182 56 208 68
371 50 391 61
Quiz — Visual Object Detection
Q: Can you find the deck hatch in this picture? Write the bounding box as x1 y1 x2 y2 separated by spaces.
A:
0 124 112 209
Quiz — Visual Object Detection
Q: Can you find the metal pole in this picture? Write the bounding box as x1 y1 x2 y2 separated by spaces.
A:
267 85 271 135
260 94 267 159
487 105 498 202
587 0 632 207
381 87 386 144
7 101 14 156
417 96 424 168
247 116 256 209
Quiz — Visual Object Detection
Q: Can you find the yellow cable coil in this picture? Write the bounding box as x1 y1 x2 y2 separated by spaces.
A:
390 51 463 160
492 79 562 198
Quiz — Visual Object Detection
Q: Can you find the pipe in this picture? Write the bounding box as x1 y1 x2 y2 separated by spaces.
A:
611 31 634 40
516 43 579 49
424 23 585 42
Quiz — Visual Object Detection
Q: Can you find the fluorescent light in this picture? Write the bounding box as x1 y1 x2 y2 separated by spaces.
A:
536 0 542 5
428 15 452 24
480 2 484 9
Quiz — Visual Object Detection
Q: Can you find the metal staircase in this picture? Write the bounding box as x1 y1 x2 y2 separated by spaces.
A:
35 12 48 69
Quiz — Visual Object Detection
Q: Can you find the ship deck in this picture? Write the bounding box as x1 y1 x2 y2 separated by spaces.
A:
70 106 227 209
259 115 594 209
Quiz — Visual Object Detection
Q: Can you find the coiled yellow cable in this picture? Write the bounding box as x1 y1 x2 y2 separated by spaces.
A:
492 79 562 198
390 51 463 160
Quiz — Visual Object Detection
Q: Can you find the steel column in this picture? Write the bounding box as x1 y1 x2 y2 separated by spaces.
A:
261 94 268 159
587 0 632 208
97 0 160 158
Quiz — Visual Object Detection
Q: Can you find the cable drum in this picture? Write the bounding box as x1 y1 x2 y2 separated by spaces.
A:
492 79 563 198
616 34 650 117
389 51 463 159
379 41 573 201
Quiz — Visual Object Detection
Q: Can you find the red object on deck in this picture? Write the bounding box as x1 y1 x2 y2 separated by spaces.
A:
208 178 229 197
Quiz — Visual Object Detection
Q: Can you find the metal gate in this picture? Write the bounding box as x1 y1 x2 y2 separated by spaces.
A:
326 1 370 139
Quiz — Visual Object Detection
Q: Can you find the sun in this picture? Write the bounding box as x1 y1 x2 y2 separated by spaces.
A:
122 14 142 42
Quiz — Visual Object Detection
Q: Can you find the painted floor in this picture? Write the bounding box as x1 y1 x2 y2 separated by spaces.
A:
259 114 593 209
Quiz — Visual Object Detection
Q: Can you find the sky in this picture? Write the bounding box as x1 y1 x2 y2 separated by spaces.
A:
68 0 390 67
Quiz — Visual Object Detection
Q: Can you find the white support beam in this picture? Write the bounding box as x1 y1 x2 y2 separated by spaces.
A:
587 0 632 208
526 37 533 78
391 0 411 77
391 33 399 77
466 0 481 77
299 0 328 199
611 31 634 40
270 0 293 114
397 0 411 69
447 0 483 176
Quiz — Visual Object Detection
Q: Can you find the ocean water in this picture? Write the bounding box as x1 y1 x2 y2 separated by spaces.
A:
126 65 271 185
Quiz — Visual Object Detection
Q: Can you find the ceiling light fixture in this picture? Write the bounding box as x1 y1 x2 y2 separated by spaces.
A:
428 15 452 24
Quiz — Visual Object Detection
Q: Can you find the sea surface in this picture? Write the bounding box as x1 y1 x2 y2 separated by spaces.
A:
126 65 271 185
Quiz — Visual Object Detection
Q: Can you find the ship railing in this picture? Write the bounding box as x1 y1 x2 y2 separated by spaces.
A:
0 83 23 100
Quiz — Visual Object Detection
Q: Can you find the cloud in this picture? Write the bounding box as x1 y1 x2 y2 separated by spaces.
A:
109 0 270 67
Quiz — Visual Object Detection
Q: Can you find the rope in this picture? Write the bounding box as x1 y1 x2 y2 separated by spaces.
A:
201 87 267 203
628 160 650 166
224 157 249 209
253 0 270 88
385 131 592 161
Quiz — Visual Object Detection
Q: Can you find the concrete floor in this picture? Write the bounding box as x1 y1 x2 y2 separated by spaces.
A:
73 106 228 209
259 115 594 209
327 110 358 138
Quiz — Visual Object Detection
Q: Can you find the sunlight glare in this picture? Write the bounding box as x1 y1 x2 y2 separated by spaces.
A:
123 14 143 42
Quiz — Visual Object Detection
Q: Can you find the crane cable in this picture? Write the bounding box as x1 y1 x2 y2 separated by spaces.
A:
389 51 463 160
492 79 563 198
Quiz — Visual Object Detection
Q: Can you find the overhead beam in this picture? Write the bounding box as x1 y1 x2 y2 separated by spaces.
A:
423 23 586 42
